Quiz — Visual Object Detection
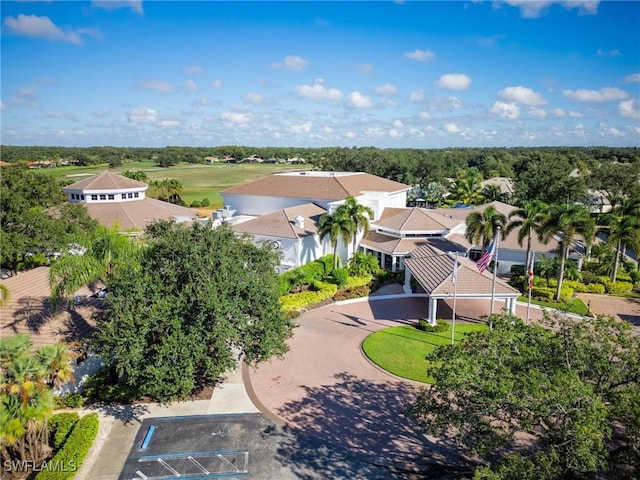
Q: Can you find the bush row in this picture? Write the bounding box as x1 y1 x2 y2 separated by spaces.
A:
48 412 80 451
279 280 337 313
417 319 449 332
333 285 371 301
36 413 99 480
531 286 574 303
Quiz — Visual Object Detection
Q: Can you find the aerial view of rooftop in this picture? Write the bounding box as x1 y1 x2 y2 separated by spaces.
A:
1 1 639 479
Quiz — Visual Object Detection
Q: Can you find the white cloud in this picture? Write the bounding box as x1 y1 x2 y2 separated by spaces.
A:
409 89 425 102
568 110 584 118
404 49 435 62
597 48 621 58
618 99 640 120
562 87 629 102
184 80 198 93
418 111 431 120
221 111 252 125
444 123 461 134
244 92 265 105
296 79 342 101
490 101 520 120
528 107 547 118
503 1 599 19
348 91 373 109
498 86 547 105
183 65 203 75
45 111 77 121
192 97 212 106
289 122 312 134
599 122 625 138
137 81 175 94
272 55 309 71
375 83 398 96
389 129 402 139
158 119 181 128
92 1 143 13
550 108 566 117
435 73 472 90
3 14 94 44
356 64 375 75
128 107 158 124
11 84 39 108
624 73 640 83
393 119 404 128
211 80 224 89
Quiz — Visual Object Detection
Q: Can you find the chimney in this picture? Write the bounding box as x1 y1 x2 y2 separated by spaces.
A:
294 215 304 229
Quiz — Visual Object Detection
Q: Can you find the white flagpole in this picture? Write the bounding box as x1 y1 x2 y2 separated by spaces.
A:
526 251 535 325
490 226 501 317
451 251 458 345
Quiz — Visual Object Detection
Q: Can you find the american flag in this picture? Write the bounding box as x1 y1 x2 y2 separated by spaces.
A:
476 239 496 273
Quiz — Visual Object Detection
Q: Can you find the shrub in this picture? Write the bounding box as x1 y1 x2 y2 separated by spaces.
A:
201 197 210 207
558 286 573 303
630 270 640 286
607 281 633 295
331 267 349 287
82 366 140 403
333 285 370 301
563 280 606 294
417 319 449 332
346 274 373 289
279 281 337 312
511 265 526 277
36 413 99 480
48 412 80 451
532 287 555 301
54 393 84 409
190 200 202 208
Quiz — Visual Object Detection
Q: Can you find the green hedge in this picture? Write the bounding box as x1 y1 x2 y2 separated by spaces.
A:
333 285 370 301
532 286 574 303
36 413 99 480
562 280 606 294
279 280 337 313
48 412 80 451
345 274 373 288
417 319 449 332
607 281 634 295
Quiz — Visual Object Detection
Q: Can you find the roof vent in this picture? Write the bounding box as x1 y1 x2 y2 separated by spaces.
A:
294 215 304 229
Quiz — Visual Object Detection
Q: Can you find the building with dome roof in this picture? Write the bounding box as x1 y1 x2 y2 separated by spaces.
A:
63 171 197 232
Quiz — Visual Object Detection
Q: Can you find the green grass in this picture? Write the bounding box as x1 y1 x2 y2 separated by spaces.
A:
40 162 306 209
517 296 589 315
362 323 488 383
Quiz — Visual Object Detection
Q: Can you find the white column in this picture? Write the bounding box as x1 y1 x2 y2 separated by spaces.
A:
391 256 397 273
428 297 437 325
381 252 386 271
509 298 517 314
403 267 412 294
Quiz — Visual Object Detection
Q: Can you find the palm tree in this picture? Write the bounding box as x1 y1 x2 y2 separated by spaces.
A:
481 183 504 203
451 176 484 205
534 254 557 288
539 204 595 302
606 198 640 281
336 196 374 254
0 285 9 307
506 200 547 270
36 344 75 391
317 210 354 269
49 226 144 309
348 251 380 276
465 206 507 250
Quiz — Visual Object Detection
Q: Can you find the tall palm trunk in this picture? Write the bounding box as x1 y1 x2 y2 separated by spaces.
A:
612 238 622 282
333 243 338 269
555 245 568 302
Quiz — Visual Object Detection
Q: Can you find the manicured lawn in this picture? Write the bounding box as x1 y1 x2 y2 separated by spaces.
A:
362 323 488 383
41 162 306 208
517 296 589 315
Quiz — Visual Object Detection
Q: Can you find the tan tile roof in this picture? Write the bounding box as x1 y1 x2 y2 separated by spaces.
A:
405 249 520 297
63 171 147 191
374 207 460 231
480 177 514 195
360 232 468 256
220 172 409 200
0 267 98 347
232 203 326 239
85 198 197 231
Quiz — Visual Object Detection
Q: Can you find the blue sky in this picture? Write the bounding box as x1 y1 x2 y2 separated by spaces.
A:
1 1 639 148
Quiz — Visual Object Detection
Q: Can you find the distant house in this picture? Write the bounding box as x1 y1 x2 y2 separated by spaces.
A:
62 171 197 232
204 156 219 163
240 155 264 164
480 177 514 198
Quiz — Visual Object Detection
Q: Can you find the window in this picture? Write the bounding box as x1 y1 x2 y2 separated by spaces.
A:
99 194 106 200
122 194 127 200
108 194 115 200
134 192 139 198
81 195 85 200
128 193 133 199
71 194 76 200
91 195 98 201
